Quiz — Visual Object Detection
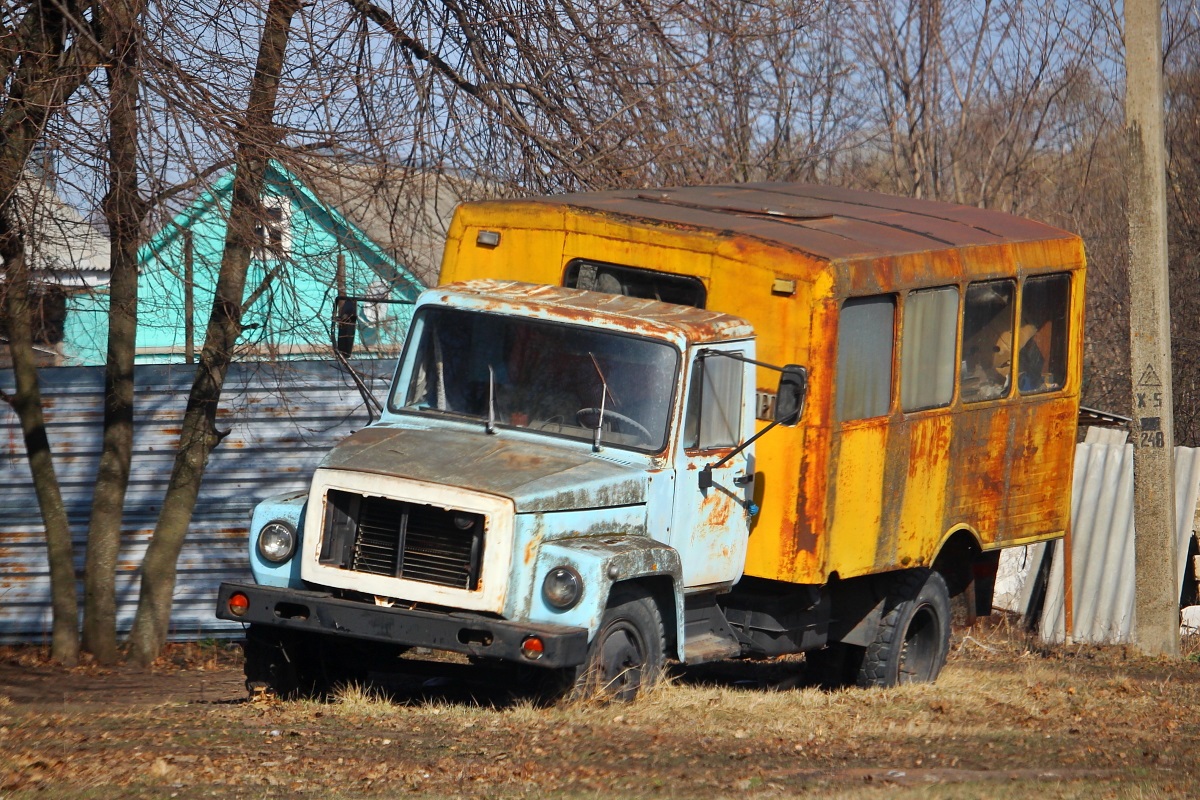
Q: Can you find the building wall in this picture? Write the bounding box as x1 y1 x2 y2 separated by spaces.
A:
61 170 420 367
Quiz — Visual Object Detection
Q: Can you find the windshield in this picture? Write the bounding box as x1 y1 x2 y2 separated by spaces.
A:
390 307 679 452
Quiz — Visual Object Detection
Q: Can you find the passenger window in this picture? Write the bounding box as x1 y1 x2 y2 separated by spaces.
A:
960 280 1016 403
684 352 743 449
901 287 959 411
836 296 895 421
1019 274 1070 394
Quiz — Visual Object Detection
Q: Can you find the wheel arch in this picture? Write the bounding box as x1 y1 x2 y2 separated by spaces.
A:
931 526 999 622
609 574 681 661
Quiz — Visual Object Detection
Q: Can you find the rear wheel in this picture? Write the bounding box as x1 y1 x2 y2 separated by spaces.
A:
572 585 665 702
805 642 866 689
857 568 951 687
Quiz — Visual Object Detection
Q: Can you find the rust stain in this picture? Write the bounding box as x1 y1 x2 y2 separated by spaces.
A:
501 453 549 470
524 535 542 567
444 280 754 344
702 492 734 529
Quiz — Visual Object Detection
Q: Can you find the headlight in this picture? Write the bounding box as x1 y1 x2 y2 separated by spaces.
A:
542 566 582 610
257 521 296 564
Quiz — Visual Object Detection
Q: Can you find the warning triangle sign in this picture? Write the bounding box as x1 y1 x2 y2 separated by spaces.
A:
1138 364 1162 387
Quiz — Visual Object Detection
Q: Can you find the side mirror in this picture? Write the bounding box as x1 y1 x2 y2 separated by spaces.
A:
333 297 358 358
774 365 807 426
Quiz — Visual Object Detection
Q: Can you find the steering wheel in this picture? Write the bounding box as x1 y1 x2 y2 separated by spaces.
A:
575 407 653 444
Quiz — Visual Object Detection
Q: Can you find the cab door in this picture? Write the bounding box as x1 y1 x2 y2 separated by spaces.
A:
669 342 757 588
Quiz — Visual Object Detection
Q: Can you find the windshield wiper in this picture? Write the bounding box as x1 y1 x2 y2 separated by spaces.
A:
588 353 613 452
486 365 497 435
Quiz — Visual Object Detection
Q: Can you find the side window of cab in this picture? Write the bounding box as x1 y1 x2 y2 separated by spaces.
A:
684 352 744 450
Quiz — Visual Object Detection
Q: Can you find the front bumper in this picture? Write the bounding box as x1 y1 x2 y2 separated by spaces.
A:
216 582 589 669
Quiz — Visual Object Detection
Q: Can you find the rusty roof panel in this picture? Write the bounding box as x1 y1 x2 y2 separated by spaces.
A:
529 183 1076 263
0 359 391 643
437 279 755 343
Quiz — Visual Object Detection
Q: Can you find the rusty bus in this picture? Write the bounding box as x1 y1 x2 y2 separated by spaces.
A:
218 184 1084 697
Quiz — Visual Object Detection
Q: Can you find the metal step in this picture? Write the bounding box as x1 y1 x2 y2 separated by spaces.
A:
682 631 742 664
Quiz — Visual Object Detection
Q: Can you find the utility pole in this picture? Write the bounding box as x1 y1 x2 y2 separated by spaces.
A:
1126 0 1179 656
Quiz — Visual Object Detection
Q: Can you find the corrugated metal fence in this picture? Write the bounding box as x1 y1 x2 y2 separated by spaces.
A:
1037 442 1200 643
0 359 392 644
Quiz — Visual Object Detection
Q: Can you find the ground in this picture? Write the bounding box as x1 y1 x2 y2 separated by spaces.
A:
2 618 1199 799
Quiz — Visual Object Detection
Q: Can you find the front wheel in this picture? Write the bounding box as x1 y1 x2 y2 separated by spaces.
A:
857 568 952 687
243 627 372 699
243 625 322 699
572 585 665 702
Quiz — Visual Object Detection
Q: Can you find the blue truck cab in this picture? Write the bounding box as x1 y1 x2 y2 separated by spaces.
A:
217 280 804 699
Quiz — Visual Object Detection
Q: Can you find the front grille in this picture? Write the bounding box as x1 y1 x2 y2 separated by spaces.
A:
320 490 484 591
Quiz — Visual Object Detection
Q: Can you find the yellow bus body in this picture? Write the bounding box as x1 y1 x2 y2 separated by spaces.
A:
438 185 1084 587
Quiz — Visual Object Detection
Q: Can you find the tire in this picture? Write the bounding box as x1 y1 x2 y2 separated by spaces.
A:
572 585 666 702
243 626 325 700
857 568 951 688
805 642 866 689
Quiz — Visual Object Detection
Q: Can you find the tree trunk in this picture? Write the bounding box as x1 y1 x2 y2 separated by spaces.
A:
1 213 79 666
127 0 302 665
0 0 105 666
82 0 149 664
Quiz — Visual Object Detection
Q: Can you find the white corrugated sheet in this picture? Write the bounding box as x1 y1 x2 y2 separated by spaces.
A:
1083 426 1130 445
0 359 392 644
1034 443 1200 644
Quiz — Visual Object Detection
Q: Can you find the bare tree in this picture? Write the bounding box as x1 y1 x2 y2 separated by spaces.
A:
128 0 303 664
1 0 107 665
1166 8 1200 444
81 0 149 664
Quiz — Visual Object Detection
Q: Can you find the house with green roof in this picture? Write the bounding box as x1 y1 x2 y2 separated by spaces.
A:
61 160 463 365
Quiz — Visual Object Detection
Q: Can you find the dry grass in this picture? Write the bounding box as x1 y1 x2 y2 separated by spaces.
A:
328 681 395 716
2 623 1199 798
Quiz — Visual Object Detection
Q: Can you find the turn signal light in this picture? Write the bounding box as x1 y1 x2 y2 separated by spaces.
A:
228 592 250 617
520 635 545 660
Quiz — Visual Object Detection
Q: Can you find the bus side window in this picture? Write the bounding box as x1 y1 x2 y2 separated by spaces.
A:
836 295 896 421
960 280 1016 403
1019 274 1071 394
901 286 959 411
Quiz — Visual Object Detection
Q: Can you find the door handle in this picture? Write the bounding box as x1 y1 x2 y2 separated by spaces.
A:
733 473 754 486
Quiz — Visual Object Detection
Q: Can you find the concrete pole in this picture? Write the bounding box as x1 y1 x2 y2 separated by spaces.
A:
1126 0 1179 656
